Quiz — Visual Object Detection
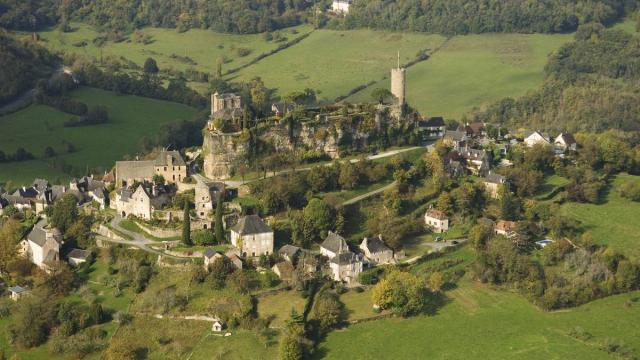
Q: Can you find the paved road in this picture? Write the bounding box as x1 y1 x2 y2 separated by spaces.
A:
220 146 424 188
0 65 64 114
341 181 397 206
402 238 468 264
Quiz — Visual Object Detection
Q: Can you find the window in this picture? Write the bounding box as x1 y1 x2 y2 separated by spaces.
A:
164 167 167 171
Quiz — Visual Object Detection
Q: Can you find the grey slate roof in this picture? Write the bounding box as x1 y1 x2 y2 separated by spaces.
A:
330 251 361 265
279 244 301 259
321 231 348 255
154 151 186 167
27 219 49 247
13 187 38 198
1 194 30 206
444 130 466 142
68 248 91 260
115 160 155 181
361 235 391 254
203 248 218 258
8 286 26 294
32 178 49 192
485 172 506 184
230 215 272 235
422 116 445 127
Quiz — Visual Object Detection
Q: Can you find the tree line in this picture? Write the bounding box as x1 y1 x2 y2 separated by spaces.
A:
341 0 634 35
470 25 640 133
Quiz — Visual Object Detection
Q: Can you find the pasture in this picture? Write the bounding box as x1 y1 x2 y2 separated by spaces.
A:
562 173 640 259
318 277 640 359
37 23 308 75
348 33 572 118
0 87 197 184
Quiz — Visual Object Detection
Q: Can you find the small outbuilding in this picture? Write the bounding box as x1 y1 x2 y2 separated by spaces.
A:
8 286 28 301
67 248 91 266
212 319 225 332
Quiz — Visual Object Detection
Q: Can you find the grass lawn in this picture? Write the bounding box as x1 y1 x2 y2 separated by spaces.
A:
535 174 569 200
562 173 640 259
234 29 446 102
36 23 309 77
0 87 197 185
257 290 307 328
189 329 279 360
318 277 640 359
612 18 638 34
348 33 571 119
339 287 382 321
403 225 467 258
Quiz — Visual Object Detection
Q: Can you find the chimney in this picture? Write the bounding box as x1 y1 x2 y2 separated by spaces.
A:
152 184 158 197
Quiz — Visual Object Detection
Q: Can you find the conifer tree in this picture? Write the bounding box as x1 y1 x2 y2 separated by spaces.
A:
182 201 192 246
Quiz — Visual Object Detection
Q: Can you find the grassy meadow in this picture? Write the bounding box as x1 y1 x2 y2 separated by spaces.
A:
232 29 446 102
0 87 197 184
37 23 310 75
318 277 640 359
562 173 640 259
348 33 572 118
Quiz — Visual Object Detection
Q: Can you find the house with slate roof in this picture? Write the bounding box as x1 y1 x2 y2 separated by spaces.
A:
116 150 187 186
24 219 63 271
114 184 168 220
230 215 274 257
554 133 577 153
443 130 468 149
459 147 491 175
483 171 507 199
203 248 225 270
320 231 363 284
424 209 449 233
417 116 446 140
320 231 349 259
279 244 302 263
360 235 395 265
194 175 225 219
524 131 551 148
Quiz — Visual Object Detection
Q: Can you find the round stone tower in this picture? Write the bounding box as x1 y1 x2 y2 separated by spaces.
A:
390 52 406 105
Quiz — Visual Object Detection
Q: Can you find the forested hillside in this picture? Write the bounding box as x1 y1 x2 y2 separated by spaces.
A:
0 0 313 33
0 33 58 105
470 24 640 133
344 0 634 34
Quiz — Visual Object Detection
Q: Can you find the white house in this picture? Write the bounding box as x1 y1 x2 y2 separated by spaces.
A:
331 0 352 14
359 235 395 265
212 319 225 332
230 215 274 257
329 251 363 284
24 219 62 271
424 209 449 233
524 131 550 148
554 133 577 152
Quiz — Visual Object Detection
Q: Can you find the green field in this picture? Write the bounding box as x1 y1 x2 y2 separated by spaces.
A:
348 33 572 118
562 173 640 259
0 87 197 184
319 277 640 359
233 29 446 102
37 23 310 76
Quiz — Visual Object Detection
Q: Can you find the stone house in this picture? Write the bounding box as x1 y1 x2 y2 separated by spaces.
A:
320 231 349 259
271 102 295 118
24 218 63 271
272 261 296 285
0 193 31 213
279 244 301 263
459 147 491 176
359 235 395 265
203 248 225 270
329 251 363 284
194 175 225 219
424 209 449 233
483 172 507 199
115 184 168 220
230 215 274 257
115 150 187 186
443 130 468 149
457 122 485 138
417 117 446 140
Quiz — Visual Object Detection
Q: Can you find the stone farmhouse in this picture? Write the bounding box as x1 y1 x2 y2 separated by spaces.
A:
115 150 187 186
359 235 395 265
229 215 274 257
417 116 446 141
279 244 302 263
320 232 363 284
194 175 225 219
443 130 468 150
459 147 491 176
22 218 63 271
424 209 449 233
203 248 225 270
114 184 169 220
458 122 485 138
483 172 507 199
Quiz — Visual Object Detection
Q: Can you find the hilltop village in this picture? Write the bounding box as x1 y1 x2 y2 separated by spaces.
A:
1 61 640 359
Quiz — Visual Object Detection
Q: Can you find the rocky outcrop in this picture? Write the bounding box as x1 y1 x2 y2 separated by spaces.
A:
203 131 248 180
